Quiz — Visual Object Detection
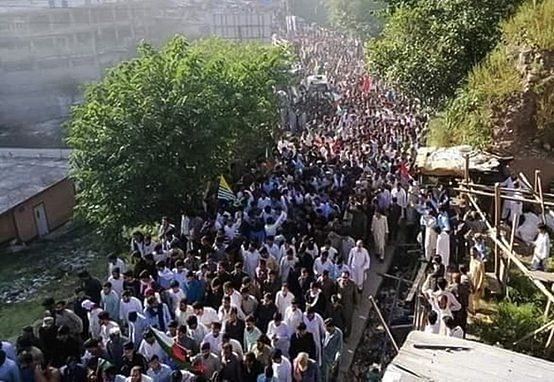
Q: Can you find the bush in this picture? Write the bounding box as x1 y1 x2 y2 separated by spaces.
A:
472 301 538 350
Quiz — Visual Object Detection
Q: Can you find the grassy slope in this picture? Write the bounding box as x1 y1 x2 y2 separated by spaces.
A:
0 224 106 340
428 0 554 148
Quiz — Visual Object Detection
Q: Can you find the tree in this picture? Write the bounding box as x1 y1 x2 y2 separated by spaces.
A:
323 0 386 37
66 36 291 245
365 0 523 108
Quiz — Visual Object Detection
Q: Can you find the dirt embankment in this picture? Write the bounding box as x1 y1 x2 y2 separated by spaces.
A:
492 48 554 188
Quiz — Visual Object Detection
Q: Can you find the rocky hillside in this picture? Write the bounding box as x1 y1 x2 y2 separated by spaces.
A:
428 0 554 183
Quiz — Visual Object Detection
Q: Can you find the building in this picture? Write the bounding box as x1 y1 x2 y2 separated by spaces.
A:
0 0 283 148
0 148 74 244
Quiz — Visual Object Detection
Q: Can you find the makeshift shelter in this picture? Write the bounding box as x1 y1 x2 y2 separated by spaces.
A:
415 146 512 179
383 331 554 382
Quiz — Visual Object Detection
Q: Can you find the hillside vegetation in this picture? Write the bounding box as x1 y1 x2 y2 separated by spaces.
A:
428 0 554 150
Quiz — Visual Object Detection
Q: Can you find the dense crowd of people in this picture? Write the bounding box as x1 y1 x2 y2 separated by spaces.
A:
0 19 431 382
6 13 550 382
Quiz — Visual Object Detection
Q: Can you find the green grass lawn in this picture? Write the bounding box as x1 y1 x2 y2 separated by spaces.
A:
0 222 107 340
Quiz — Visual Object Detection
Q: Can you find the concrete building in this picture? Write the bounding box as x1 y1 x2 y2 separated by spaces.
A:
0 0 282 147
0 148 74 244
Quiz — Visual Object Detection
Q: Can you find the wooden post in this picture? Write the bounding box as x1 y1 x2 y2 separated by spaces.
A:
535 169 540 193
545 284 554 320
369 295 400 353
464 155 470 185
494 183 501 279
538 173 546 223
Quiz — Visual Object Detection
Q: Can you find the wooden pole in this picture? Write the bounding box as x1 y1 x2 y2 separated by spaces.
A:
538 174 546 223
369 295 400 353
513 318 554 345
535 169 540 193
545 284 554 321
494 183 501 279
453 187 554 208
464 154 470 185
457 182 554 198
465 192 554 305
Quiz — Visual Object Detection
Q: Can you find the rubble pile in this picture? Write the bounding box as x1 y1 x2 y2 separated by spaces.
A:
349 246 422 380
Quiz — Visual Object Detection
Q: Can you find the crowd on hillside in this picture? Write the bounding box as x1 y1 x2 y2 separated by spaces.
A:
6 17 552 382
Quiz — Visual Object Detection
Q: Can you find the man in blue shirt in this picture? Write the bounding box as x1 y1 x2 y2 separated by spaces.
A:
0 349 20 382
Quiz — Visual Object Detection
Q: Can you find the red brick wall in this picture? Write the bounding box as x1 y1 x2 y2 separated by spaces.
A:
12 178 75 242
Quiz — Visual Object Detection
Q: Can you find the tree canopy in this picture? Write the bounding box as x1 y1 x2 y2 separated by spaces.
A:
365 0 523 109
323 0 386 38
66 36 291 244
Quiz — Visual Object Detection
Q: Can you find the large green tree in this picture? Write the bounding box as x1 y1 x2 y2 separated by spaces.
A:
323 0 386 37
365 0 522 108
66 36 291 244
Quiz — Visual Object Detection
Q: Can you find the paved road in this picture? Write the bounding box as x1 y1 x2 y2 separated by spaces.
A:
338 240 398 381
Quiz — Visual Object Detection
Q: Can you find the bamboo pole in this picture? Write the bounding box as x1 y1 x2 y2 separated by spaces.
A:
545 284 554 321
464 192 554 305
453 187 554 208
513 318 554 345
535 170 540 193
494 183 501 279
458 182 554 198
538 175 546 223
464 154 470 185
369 295 400 353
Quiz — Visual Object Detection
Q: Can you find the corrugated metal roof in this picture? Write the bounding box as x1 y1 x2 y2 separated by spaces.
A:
383 331 554 381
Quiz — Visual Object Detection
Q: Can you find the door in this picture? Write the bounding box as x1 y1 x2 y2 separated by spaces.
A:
33 203 49 237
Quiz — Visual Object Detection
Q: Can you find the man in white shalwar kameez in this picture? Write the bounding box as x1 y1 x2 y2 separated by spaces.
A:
436 229 450 268
391 184 408 218
348 240 371 292
420 210 438 261
303 308 325 366
371 211 389 261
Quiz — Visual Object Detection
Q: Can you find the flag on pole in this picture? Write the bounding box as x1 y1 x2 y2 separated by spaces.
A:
150 327 190 368
217 175 236 202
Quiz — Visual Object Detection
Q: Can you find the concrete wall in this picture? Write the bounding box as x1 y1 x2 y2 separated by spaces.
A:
0 0 280 148
10 178 75 242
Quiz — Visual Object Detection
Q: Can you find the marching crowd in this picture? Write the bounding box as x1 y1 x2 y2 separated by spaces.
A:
0 21 425 381
3 16 536 382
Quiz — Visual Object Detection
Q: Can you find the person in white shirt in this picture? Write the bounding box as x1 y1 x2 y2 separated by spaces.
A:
108 254 127 277
284 299 303 336
271 348 292 382
313 251 332 277
138 331 166 363
201 322 223 354
391 184 407 218
423 310 440 335
125 365 153 382
167 281 186 314
108 268 125 297
186 315 208 350
265 236 282 264
175 298 194 327
99 311 120 346
223 282 243 308
192 302 220 327
218 296 245 321
303 307 325 365
81 299 102 339
242 243 261 278
320 240 338 262
444 316 464 338
347 240 371 292
275 283 295 317
532 223 551 271
119 291 143 325
267 313 290 357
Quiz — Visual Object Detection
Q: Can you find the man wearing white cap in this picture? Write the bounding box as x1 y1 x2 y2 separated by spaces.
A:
81 299 103 339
